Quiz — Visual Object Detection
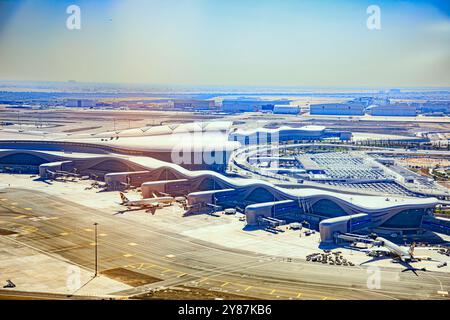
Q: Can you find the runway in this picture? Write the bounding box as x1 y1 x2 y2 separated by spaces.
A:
0 188 449 300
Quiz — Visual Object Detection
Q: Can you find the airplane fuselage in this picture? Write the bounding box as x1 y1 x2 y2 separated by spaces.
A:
124 196 174 207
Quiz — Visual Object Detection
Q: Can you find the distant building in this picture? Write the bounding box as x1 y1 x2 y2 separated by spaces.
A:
229 125 352 144
351 97 374 107
367 104 417 116
273 105 299 115
420 102 450 114
65 99 97 108
221 99 290 113
260 104 275 113
309 103 365 116
371 97 390 106
173 100 215 110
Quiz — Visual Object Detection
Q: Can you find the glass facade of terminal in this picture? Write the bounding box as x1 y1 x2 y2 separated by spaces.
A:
380 208 428 229
311 199 347 218
245 187 277 203
0 153 48 166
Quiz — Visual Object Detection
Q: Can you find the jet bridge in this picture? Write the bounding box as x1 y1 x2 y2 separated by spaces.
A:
319 213 372 243
335 233 382 246
258 216 286 227
245 200 297 225
186 189 237 213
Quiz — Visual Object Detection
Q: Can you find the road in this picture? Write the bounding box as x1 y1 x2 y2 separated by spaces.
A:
0 188 449 300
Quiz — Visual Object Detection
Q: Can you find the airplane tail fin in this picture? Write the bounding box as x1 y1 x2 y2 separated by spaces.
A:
409 242 416 257
119 192 129 204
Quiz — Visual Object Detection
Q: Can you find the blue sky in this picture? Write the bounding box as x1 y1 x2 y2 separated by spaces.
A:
0 0 449 87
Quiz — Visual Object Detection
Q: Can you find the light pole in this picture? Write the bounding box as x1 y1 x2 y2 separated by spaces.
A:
94 222 98 277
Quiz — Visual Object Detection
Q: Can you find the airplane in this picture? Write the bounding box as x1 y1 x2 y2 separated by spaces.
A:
118 192 174 214
45 169 81 181
362 246 392 258
119 181 137 190
374 237 416 262
85 181 107 190
360 237 431 275
55 170 80 178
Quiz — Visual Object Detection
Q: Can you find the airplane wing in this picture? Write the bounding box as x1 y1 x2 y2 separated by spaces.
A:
141 202 159 209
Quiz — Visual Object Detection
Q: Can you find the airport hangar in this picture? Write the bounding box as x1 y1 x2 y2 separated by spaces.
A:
0 121 449 243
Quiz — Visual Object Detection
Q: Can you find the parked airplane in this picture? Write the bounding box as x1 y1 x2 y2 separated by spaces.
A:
375 237 416 262
365 237 419 261
360 238 428 275
119 192 174 210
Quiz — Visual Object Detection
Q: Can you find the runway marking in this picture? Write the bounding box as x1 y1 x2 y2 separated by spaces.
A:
162 268 172 274
245 286 252 291
437 290 448 296
10 202 18 205
297 292 302 298
143 264 155 269
84 228 93 232
13 215 26 220
135 263 146 270
322 297 328 300
152 264 168 270
123 253 133 258
5 191 414 301
59 232 69 236
221 282 229 288
127 242 138 246
23 207 32 211
99 233 108 237
127 263 153 270
29 216 53 222
89 242 96 246
177 273 187 278
198 277 209 283
270 289 276 295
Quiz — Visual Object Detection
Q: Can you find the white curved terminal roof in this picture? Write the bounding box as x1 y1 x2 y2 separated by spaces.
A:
0 148 440 212
67 132 240 152
113 154 440 211
81 121 233 139
63 121 240 152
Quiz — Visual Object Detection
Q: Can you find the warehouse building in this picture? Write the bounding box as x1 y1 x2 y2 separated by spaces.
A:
65 99 97 108
222 99 290 113
420 102 450 115
366 104 417 116
229 125 352 144
173 99 215 110
273 105 300 115
309 103 365 116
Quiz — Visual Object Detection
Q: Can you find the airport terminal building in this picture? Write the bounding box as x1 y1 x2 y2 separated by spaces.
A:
1 121 449 243
0 147 447 242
